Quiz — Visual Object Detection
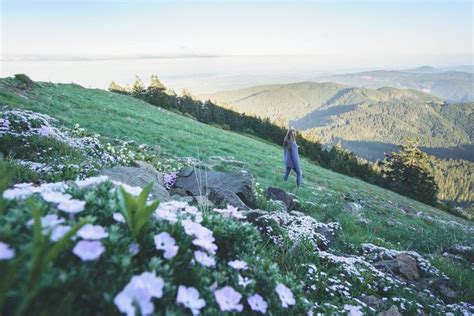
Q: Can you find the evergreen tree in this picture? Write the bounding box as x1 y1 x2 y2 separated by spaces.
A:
131 76 146 97
108 81 128 94
382 139 438 205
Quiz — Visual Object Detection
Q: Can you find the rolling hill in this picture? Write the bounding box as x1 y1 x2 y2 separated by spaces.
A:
315 67 474 103
201 82 473 207
201 82 472 151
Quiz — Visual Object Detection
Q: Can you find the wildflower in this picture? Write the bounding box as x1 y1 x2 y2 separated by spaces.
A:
194 250 216 267
113 212 126 223
192 238 218 254
115 182 142 196
77 224 108 240
154 232 179 260
27 214 65 228
154 208 178 223
75 176 108 188
176 285 206 315
182 219 213 239
154 232 175 249
238 274 252 287
3 187 35 200
73 240 105 261
344 304 363 316
50 225 72 242
114 272 164 316
214 286 243 312
129 243 140 256
247 294 268 314
0 241 15 260
275 283 295 308
214 204 246 219
57 199 86 214
228 259 248 270
41 191 72 204
164 245 179 259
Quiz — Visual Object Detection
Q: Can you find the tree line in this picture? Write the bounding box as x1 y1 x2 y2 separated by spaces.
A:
108 76 441 208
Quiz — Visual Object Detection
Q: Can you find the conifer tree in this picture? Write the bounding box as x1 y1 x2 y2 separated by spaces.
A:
131 75 145 97
108 81 128 94
382 139 438 205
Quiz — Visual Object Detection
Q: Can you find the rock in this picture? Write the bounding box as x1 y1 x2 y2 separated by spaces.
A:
268 200 288 212
373 259 400 274
360 295 386 311
178 167 194 177
378 305 401 316
313 225 337 248
430 278 458 303
373 254 420 281
194 195 214 208
171 195 194 204
443 245 474 263
100 166 170 201
396 253 420 281
169 187 188 197
133 160 158 175
241 209 267 222
208 187 249 210
174 168 255 208
343 202 363 213
289 210 305 217
266 187 299 210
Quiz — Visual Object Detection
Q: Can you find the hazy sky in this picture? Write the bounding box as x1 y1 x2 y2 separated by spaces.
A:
2 0 473 59
0 1 472 92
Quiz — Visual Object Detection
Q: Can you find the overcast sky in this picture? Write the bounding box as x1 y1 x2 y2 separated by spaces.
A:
2 0 472 60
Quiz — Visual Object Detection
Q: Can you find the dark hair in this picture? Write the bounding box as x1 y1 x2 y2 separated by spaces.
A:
283 129 296 149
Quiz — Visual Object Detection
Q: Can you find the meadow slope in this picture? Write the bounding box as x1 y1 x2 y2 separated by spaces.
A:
1 77 473 305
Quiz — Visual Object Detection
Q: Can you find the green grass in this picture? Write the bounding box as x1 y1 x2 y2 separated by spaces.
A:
1 77 473 300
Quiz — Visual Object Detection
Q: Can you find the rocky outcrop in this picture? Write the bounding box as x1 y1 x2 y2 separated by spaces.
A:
173 168 255 209
378 305 401 316
396 253 420 281
265 187 299 211
443 245 474 263
100 163 170 201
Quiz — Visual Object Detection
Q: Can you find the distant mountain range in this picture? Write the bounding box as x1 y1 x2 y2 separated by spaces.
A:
200 81 473 162
313 66 474 103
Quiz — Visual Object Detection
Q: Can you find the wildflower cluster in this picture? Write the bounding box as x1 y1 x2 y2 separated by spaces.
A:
256 210 340 249
1 176 309 315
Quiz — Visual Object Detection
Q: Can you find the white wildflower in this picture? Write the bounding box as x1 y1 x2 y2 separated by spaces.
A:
77 224 108 240
194 250 216 267
50 225 72 242
72 240 105 261
0 241 15 260
247 294 268 314
57 199 86 214
41 191 72 204
114 271 164 316
176 285 206 315
228 259 248 270
238 274 252 287
113 212 126 223
275 283 295 308
214 286 243 312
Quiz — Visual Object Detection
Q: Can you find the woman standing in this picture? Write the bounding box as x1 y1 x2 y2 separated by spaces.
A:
283 129 302 187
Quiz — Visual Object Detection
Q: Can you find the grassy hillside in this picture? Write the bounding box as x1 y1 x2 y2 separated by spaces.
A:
1 77 473 311
201 81 474 207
